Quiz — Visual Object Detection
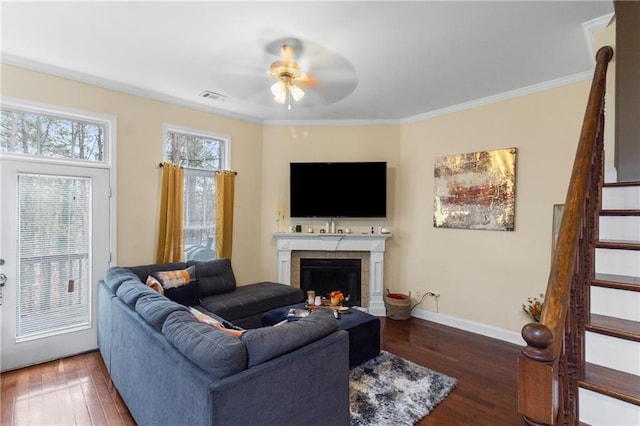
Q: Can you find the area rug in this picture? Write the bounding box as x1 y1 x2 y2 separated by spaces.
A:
349 351 457 425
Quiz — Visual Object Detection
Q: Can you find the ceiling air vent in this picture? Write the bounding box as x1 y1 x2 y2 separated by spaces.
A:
199 91 227 101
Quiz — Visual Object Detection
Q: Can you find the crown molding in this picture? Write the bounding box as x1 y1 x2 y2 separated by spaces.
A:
583 12 615 67
401 70 593 125
1 54 263 125
263 118 401 127
1 53 596 128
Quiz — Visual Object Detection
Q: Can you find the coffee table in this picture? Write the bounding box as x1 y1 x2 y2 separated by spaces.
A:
262 303 380 367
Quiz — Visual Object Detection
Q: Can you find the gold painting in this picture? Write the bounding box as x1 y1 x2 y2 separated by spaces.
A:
433 147 516 231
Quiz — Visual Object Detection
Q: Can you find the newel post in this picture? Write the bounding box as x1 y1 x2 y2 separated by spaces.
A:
518 322 558 425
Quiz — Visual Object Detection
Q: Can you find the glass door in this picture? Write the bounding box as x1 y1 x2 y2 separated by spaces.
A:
0 159 110 371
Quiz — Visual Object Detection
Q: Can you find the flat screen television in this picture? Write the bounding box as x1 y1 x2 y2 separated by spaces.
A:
290 162 387 218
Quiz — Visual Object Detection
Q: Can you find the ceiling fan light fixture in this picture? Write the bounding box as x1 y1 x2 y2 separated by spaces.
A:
273 89 287 104
288 84 305 102
271 81 285 97
269 44 308 108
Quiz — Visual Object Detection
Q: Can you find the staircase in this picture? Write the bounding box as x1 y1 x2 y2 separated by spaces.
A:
516 46 640 425
579 181 640 425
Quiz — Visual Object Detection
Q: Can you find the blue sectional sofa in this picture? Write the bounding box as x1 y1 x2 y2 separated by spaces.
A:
97 258 350 426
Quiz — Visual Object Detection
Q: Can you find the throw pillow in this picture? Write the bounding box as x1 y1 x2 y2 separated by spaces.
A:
152 265 196 289
164 280 200 306
189 307 245 332
189 306 221 326
146 275 164 296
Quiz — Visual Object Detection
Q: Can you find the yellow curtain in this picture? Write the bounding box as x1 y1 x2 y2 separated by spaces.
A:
215 170 236 259
155 162 185 263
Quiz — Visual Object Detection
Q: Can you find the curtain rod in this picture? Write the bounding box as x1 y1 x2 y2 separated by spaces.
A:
158 163 237 175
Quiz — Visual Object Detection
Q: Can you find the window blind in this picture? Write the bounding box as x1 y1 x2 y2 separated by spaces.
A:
16 173 91 340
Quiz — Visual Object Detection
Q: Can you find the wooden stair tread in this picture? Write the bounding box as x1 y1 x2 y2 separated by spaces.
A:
594 273 640 285
595 240 640 250
600 209 640 216
587 313 640 342
603 181 640 188
593 273 640 292
580 363 640 406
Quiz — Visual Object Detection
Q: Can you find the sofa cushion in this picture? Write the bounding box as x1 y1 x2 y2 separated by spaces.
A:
103 267 141 293
241 309 338 367
198 281 304 321
162 311 247 379
152 265 196 290
187 258 237 297
164 280 200 306
135 293 188 331
116 280 158 309
125 262 188 282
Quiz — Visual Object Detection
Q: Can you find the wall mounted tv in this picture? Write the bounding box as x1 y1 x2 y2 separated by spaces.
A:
290 162 387 218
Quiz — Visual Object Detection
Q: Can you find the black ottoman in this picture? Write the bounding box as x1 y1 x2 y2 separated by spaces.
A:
262 303 380 367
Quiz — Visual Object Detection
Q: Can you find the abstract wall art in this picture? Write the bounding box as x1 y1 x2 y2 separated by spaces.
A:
433 147 517 231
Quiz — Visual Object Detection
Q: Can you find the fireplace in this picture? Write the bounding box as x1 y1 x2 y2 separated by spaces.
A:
300 258 361 306
272 233 391 315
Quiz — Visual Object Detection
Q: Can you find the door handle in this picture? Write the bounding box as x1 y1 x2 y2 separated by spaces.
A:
0 273 6 287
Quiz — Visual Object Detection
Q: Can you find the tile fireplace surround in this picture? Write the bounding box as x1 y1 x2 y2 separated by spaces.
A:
273 233 391 316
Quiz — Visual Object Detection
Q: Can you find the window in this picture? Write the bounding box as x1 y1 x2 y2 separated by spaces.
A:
1 106 108 163
165 126 229 261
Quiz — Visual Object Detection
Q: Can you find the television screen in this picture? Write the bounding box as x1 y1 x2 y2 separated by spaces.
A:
290 162 387 218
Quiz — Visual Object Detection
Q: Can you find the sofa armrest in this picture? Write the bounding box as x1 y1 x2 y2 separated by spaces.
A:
207 330 350 426
97 280 114 373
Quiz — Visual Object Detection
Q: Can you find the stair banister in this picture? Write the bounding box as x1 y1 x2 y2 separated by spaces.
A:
518 46 613 425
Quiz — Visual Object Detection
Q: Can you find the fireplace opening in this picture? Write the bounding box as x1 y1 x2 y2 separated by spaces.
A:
300 258 361 306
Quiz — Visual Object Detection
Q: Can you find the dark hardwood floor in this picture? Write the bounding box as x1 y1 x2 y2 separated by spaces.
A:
380 317 522 425
1 316 522 425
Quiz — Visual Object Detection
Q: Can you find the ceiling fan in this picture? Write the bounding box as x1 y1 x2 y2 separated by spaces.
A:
210 36 357 110
268 44 313 109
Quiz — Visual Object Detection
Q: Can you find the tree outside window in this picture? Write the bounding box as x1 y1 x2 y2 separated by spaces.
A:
1 108 106 162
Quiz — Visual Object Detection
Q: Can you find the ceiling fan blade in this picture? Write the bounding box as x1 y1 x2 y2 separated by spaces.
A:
295 74 319 88
209 33 359 108
302 80 358 106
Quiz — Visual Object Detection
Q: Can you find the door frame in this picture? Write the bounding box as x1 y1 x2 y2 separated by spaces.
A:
0 97 117 372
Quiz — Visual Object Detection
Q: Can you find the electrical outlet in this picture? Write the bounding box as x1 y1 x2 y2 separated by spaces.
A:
414 289 422 299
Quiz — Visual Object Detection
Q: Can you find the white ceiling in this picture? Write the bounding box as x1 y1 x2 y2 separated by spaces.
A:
1 1 614 124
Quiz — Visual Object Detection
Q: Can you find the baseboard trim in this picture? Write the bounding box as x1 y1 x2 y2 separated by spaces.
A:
411 308 526 346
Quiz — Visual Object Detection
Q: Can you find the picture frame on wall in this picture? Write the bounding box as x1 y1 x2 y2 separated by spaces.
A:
433 147 517 231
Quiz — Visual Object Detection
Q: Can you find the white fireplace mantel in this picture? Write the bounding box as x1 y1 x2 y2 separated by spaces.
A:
273 232 392 316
